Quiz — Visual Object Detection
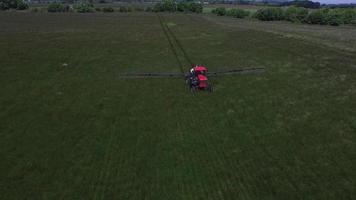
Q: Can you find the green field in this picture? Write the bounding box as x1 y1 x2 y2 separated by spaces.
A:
203 4 266 13
1 12 355 199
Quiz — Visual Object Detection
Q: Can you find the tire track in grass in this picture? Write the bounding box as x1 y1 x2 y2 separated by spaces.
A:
92 117 119 200
157 14 185 74
163 19 194 66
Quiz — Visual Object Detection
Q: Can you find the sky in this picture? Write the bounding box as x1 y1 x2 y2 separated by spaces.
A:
314 0 356 4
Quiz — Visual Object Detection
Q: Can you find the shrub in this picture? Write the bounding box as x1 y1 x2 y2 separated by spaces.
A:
0 1 8 10
306 9 329 25
326 9 343 26
127 6 133 12
155 0 176 12
47 2 65 12
212 7 226 16
0 0 16 9
189 2 203 13
177 2 188 12
176 2 202 13
162 0 176 12
153 3 162 12
16 0 28 10
74 2 94 13
102 7 114 12
340 8 356 24
254 7 284 21
285 6 308 23
95 7 101 12
226 8 250 18
0 0 28 10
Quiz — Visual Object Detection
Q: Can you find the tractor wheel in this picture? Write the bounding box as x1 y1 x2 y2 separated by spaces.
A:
208 84 214 92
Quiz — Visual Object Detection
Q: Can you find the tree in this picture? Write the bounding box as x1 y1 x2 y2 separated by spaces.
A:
0 0 29 10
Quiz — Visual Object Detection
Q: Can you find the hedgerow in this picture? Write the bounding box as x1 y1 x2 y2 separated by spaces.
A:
47 3 68 12
226 8 250 18
0 0 28 10
254 7 285 21
211 7 226 16
284 6 308 23
153 0 202 13
211 5 356 27
306 9 329 24
74 2 94 13
102 7 114 12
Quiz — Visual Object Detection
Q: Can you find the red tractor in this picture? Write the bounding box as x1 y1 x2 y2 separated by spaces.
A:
120 65 265 93
187 65 213 92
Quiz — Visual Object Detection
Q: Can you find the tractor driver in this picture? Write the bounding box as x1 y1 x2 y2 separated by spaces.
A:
190 68 195 76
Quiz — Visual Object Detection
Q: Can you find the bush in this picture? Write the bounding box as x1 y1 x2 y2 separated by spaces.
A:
153 0 176 12
176 2 202 13
162 0 176 12
177 2 188 12
285 6 308 23
254 7 284 21
0 0 15 9
0 1 8 10
326 9 343 26
340 8 356 24
16 0 28 10
0 0 28 10
189 2 203 13
226 8 250 18
306 9 329 24
212 7 226 16
102 7 114 12
47 2 65 12
74 2 94 13
95 7 101 12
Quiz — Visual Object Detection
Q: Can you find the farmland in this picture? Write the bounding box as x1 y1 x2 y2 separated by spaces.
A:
203 4 265 13
0 12 356 199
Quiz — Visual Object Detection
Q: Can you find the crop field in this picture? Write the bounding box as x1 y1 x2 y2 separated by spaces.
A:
1 12 356 199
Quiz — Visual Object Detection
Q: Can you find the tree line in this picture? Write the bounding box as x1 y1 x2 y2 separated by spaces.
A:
211 6 356 26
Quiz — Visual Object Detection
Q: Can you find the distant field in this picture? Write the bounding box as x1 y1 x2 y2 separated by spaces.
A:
203 4 267 13
0 12 355 199
202 14 356 52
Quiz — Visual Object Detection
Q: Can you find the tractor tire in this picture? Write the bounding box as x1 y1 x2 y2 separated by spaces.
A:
208 84 214 93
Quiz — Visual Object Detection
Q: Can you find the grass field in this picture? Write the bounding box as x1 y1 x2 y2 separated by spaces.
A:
0 12 355 199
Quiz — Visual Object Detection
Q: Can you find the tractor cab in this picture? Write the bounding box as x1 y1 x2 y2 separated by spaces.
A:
187 65 213 92
194 66 207 75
